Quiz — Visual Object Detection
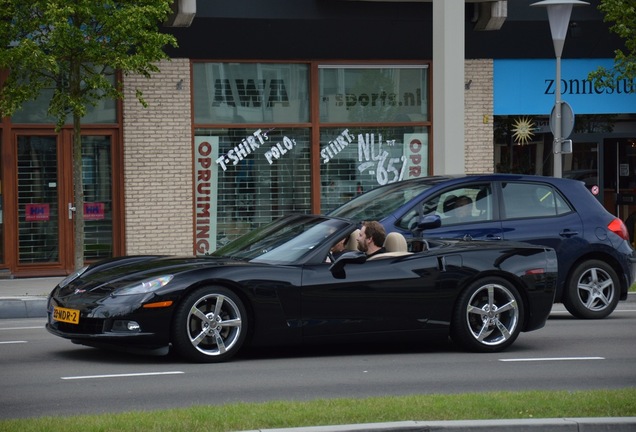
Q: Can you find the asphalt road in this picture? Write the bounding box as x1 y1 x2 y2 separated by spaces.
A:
1 303 635 420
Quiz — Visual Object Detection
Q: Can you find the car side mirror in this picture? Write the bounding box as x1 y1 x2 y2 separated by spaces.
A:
412 214 441 235
329 251 367 279
409 215 442 252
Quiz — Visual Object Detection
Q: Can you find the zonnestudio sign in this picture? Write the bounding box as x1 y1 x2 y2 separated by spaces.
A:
494 59 635 115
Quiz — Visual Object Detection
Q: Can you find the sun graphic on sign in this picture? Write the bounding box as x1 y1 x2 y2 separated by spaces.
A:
511 116 535 145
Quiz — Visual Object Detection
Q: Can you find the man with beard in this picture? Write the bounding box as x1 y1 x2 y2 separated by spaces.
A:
357 221 386 257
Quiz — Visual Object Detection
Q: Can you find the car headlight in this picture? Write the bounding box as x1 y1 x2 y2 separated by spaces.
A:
59 266 89 288
113 275 174 296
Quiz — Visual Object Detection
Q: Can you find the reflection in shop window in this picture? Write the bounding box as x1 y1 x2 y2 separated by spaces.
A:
11 71 117 124
195 127 311 254
319 127 428 213
193 63 309 124
319 65 428 124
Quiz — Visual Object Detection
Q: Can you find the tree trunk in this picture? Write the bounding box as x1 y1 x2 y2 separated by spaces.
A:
71 61 84 271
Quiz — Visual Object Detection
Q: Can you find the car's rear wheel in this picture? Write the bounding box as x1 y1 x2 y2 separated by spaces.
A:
451 277 523 353
171 286 247 363
563 260 620 319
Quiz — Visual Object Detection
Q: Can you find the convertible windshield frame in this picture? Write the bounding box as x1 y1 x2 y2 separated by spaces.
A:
212 215 353 264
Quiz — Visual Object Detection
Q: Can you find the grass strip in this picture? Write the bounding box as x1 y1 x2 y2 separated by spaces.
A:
1 388 635 432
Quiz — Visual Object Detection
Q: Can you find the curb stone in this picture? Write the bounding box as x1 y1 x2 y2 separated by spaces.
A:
238 417 636 432
0 296 47 319
0 276 61 319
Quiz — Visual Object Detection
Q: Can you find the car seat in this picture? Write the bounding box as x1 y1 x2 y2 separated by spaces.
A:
443 195 457 215
367 232 411 260
345 229 360 251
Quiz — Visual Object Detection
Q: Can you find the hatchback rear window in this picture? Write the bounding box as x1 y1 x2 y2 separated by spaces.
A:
501 182 572 219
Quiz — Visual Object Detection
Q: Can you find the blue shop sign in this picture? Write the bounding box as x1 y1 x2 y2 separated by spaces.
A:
494 59 635 115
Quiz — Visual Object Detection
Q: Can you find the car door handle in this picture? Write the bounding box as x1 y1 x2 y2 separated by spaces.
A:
559 229 579 238
484 234 502 240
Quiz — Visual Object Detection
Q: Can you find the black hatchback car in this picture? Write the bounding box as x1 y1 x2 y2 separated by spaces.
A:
329 174 636 319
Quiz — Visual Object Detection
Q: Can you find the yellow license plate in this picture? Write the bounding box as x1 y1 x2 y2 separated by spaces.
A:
53 306 80 325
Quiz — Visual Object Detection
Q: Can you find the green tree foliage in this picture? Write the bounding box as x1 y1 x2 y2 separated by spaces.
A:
588 0 636 87
0 0 177 270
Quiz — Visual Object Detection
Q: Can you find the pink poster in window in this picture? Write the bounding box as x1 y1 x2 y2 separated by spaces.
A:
84 202 105 220
25 204 50 222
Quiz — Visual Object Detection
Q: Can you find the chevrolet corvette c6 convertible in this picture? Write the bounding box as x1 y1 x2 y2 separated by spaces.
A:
47 214 557 362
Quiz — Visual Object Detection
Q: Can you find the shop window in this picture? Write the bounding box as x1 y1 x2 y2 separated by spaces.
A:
319 126 429 213
193 63 309 124
11 71 117 124
194 127 311 254
319 65 428 124
0 133 3 264
192 61 431 254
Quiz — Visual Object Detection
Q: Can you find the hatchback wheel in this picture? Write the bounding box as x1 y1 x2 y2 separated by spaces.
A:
563 260 620 319
451 277 523 353
171 286 247 362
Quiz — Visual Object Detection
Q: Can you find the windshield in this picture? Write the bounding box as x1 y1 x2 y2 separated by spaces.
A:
328 180 433 221
212 215 352 264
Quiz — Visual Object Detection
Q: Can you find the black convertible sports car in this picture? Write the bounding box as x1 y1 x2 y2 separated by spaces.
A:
46 214 557 363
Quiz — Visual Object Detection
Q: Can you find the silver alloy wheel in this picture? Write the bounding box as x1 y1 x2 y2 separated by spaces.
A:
575 266 615 313
465 283 519 346
186 293 243 356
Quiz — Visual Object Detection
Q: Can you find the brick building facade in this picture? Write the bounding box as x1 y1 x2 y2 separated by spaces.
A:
118 58 495 257
123 59 193 256
1 1 630 276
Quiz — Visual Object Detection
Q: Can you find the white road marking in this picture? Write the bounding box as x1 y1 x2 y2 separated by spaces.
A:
0 341 28 344
550 309 636 316
499 357 604 362
0 326 43 331
61 371 185 380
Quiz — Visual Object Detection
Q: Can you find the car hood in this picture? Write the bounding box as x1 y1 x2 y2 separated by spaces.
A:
52 255 245 298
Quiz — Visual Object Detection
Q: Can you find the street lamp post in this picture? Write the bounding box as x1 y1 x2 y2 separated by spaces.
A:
531 0 588 178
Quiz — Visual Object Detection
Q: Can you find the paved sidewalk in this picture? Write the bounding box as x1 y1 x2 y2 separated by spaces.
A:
0 276 61 319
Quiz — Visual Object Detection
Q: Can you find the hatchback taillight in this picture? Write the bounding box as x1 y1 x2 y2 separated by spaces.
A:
608 218 629 241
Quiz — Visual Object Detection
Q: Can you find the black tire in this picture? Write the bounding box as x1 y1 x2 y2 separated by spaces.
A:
563 259 620 319
450 277 524 353
171 286 247 363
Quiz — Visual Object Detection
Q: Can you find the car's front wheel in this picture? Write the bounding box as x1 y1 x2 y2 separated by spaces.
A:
171 286 247 362
451 277 524 353
563 260 620 319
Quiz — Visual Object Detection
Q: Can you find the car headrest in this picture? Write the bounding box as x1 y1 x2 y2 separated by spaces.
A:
443 195 457 215
384 232 408 253
345 229 360 251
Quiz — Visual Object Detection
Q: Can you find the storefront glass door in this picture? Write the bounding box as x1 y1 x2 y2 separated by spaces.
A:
15 133 114 272
17 135 61 264
82 136 114 261
605 138 636 246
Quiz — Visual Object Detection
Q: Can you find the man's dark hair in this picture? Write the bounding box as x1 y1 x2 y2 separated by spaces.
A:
362 221 386 247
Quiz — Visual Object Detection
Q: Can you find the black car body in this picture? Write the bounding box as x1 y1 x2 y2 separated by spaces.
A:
329 174 636 319
47 214 557 363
